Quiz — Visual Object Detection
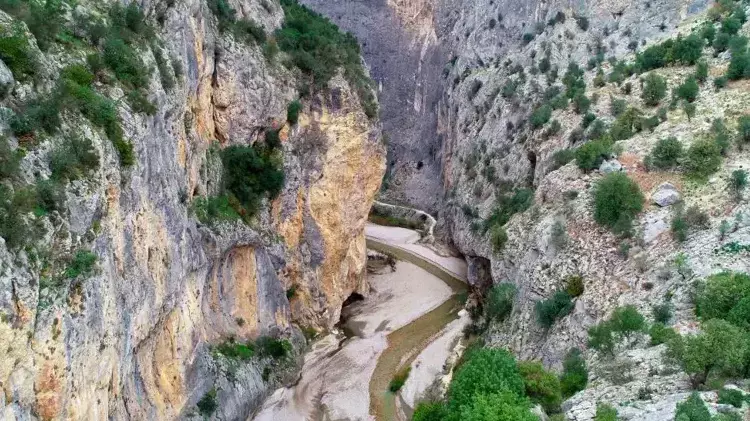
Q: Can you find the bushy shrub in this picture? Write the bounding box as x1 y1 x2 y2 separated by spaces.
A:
563 62 586 98
483 188 534 231
536 290 574 328
215 339 254 360
560 348 588 397
64 250 97 279
642 73 668 106
0 185 38 249
595 403 619 421
531 104 552 129
592 173 644 232
588 321 616 355
0 0 64 52
610 305 646 339
191 195 242 223
518 361 562 414
412 402 448 421
256 336 292 358
729 169 748 200
103 37 150 90
486 284 516 321
711 118 732 155
722 16 742 35
674 393 711 421
652 301 673 324
714 75 728 89
610 107 643 141
737 115 750 145
676 76 700 103
287 100 302 125
575 137 613 171
717 388 745 408
727 51 750 80
197 388 218 416
126 89 157 115
152 44 176 91
551 149 575 170
610 97 627 117
490 225 508 253
221 144 284 217
389 366 410 392
573 93 591 114
695 59 709 83
566 275 584 297
50 136 100 181
684 138 722 178
649 136 683 169
694 271 750 321
0 137 21 181
649 322 678 345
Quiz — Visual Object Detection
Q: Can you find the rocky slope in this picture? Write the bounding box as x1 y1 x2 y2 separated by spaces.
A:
300 0 750 419
0 0 384 419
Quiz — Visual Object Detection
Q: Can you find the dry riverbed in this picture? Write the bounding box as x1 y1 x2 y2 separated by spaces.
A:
252 225 467 421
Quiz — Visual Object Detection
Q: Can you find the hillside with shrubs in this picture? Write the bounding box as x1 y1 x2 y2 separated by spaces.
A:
427 0 750 419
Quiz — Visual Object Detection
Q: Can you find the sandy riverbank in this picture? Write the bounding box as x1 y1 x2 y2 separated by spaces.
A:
253 225 467 421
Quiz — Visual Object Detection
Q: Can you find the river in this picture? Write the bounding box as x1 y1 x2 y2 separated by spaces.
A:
252 224 467 421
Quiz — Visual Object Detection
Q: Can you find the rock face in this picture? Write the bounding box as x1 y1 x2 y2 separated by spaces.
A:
299 0 448 214
0 0 384 420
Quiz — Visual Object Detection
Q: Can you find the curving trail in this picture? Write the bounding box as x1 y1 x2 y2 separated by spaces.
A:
252 224 466 421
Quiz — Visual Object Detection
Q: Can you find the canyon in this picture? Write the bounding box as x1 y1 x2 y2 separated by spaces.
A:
1 0 750 420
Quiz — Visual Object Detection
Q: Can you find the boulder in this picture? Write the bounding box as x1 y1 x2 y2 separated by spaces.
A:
599 159 623 174
651 182 681 207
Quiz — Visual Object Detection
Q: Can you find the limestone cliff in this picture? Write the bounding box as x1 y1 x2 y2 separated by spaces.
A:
0 0 384 419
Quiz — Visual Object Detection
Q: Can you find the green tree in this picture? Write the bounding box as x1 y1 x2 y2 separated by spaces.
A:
518 361 563 414
737 115 750 144
588 321 616 355
413 402 448 421
531 104 553 129
458 391 538 421
592 173 644 231
447 348 525 411
684 138 722 178
560 348 588 397
573 93 591 114
694 272 750 321
729 169 748 200
695 60 709 83
610 305 646 340
676 76 700 103
642 73 668 106
490 225 508 254
576 137 613 171
486 284 517 321
726 51 750 80
649 137 683 169
668 319 748 388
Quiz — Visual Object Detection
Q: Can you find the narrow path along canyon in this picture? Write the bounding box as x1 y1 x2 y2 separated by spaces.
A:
253 223 468 421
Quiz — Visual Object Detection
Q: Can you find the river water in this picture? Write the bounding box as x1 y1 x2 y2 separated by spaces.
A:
252 225 467 421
